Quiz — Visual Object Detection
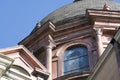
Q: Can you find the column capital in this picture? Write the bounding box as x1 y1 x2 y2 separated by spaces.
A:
45 45 53 50
93 28 102 35
43 35 56 49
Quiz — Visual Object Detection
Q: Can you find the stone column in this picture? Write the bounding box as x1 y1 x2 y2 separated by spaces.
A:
45 45 53 80
96 28 103 56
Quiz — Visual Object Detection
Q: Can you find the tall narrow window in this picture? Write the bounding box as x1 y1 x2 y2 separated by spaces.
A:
63 45 89 75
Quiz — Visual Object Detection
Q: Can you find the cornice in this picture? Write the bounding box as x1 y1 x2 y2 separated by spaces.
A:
86 9 120 19
0 45 49 77
19 21 56 47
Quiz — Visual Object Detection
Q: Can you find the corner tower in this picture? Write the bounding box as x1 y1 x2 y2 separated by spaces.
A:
19 0 120 80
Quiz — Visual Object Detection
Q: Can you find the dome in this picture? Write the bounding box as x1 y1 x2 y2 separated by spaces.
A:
40 0 120 25
31 0 120 33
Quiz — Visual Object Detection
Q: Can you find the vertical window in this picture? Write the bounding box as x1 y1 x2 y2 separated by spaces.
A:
63 45 89 75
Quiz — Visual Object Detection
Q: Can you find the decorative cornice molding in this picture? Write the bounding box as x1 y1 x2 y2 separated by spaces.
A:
86 9 120 19
32 67 49 79
19 21 56 46
0 45 49 76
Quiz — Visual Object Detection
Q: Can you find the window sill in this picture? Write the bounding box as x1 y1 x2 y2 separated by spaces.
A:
53 71 90 80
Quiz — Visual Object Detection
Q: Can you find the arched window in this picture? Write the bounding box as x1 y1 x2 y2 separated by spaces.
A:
63 45 89 75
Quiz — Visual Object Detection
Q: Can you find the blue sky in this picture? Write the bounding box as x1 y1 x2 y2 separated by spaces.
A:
0 0 73 48
0 0 120 48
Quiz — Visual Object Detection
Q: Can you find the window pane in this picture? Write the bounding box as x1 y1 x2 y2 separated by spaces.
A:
64 58 80 72
64 46 88 60
64 69 80 74
63 45 89 75
79 56 89 68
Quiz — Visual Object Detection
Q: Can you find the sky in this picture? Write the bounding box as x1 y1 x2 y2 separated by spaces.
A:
0 0 120 48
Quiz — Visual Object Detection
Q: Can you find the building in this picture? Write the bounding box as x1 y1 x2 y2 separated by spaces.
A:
0 45 49 80
88 28 120 80
0 0 120 80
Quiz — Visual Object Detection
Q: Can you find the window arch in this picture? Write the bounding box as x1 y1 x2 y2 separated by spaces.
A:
63 45 89 75
9 65 31 76
4 65 31 80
